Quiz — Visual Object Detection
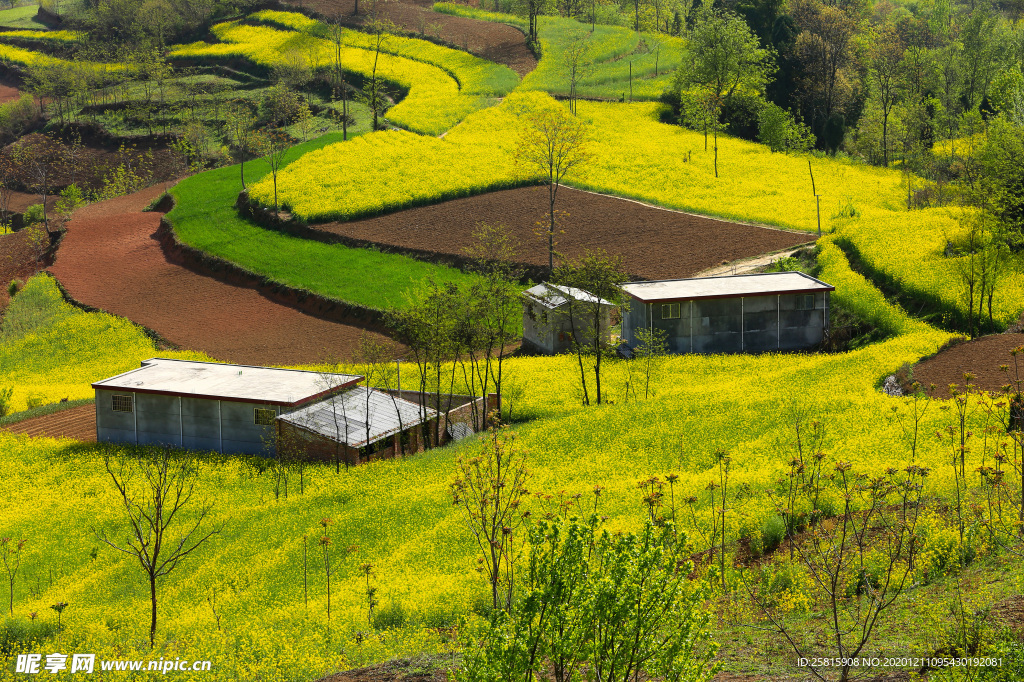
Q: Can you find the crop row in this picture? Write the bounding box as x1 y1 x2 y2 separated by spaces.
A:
433 3 683 100
0 28 83 44
170 15 515 136
250 10 519 97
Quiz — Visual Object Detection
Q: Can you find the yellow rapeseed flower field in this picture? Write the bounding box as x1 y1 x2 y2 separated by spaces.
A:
258 93 1024 326
170 14 517 136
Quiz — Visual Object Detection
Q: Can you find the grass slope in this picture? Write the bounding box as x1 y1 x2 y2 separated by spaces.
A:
434 3 684 100
166 132 482 312
0 4 49 30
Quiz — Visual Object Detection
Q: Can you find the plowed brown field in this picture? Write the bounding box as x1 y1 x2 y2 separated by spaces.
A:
314 186 812 280
282 0 537 76
913 333 1024 396
2 404 96 441
48 185 401 366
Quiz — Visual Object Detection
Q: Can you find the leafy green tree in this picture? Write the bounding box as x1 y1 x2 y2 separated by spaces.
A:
460 516 720 682
674 7 774 176
757 101 815 152
979 117 1024 245
514 0 548 43
867 26 905 166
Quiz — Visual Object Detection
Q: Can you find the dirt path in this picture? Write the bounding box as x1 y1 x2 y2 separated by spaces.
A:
314 186 812 281
694 246 812 277
913 333 1024 396
1 404 96 441
48 185 401 366
282 0 537 76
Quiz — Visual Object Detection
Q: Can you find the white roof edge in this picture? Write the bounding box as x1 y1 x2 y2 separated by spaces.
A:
620 272 834 302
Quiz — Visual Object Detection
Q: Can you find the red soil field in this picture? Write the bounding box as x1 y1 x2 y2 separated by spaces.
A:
1 404 96 442
315 186 813 280
913 333 1024 396
0 82 20 105
282 0 537 76
49 185 401 366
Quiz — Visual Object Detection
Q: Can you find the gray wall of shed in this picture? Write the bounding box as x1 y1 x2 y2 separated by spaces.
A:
95 389 279 455
622 292 829 354
522 302 613 355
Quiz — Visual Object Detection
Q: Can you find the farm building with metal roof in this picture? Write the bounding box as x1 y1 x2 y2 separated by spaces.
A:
93 358 362 455
521 283 615 355
93 359 492 462
620 272 834 354
277 387 436 464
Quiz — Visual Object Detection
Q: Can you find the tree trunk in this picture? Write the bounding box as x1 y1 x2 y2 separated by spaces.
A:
714 126 719 178
149 574 158 648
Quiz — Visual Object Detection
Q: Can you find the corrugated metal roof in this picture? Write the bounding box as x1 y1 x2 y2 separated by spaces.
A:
278 387 435 448
522 283 613 310
620 272 834 303
92 358 362 406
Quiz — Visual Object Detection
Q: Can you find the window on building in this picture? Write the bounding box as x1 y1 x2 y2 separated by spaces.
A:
111 394 133 413
661 302 681 319
797 294 816 310
254 408 277 425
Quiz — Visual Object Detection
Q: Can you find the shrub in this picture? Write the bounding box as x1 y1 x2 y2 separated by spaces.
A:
25 393 47 410
0 386 13 418
760 515 787 555
23 204 44 225
7 279 19 297
372 600 408 630
0 617 58 656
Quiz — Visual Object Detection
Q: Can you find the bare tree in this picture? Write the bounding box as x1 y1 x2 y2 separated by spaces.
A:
18 135 65 234
255 129 292 217
553 250 627 406
751 463 928 682
95 447 220 648
1 537 25 617
323 15 353 140
562 29 595 116
514 103 590 272
225 101 257 190
357 334 408 455
450 422 531 611
362 16 396 130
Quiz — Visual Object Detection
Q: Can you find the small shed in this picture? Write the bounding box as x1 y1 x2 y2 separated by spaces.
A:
277 387 436 465
93 358 361 455
620 272 834 354
522 283 614 355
